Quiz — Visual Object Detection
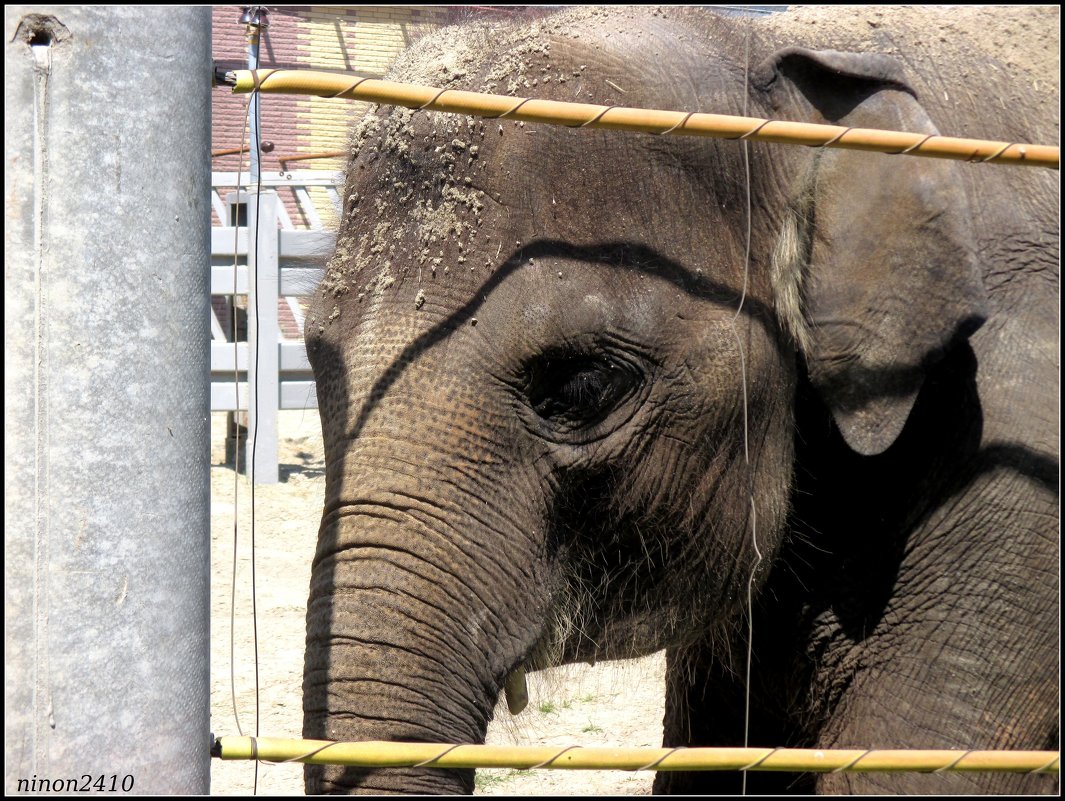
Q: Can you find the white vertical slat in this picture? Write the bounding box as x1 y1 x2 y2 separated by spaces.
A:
274 192 295 230
211 188 228 226
210 304 228 341
325 185 342 218
246 191 280 484
286 296 306 333
293 185 324 230
209 172 338 473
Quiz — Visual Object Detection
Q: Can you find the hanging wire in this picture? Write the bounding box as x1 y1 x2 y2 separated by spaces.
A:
228 60 264 799
229 92 253 743
733 17 761 794
248 81 265 796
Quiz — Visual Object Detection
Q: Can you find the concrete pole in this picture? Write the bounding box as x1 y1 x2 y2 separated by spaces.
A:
5 7 212 794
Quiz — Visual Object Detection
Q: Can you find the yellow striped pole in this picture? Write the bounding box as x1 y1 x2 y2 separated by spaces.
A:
214 737 1060 774
223 69 1059 169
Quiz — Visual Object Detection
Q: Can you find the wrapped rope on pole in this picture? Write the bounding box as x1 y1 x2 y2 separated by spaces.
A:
213 737 1060 775
222 68 1059 169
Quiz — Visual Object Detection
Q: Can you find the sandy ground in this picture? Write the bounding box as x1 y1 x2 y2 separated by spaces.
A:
209 410 665 795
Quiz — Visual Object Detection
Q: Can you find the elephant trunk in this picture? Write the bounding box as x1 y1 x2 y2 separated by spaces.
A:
303 502 540 794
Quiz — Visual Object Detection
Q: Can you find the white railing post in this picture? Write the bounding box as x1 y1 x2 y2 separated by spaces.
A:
209 173 336 476
247 190 280 484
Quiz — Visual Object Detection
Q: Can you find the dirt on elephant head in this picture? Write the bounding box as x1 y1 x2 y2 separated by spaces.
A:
319 5 725 327
758 6 1059 101
321 4 1059 322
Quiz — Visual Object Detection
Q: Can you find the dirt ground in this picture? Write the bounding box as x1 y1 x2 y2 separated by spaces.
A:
209 410 665 796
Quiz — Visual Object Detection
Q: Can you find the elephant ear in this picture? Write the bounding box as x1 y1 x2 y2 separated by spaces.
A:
753 47 988 455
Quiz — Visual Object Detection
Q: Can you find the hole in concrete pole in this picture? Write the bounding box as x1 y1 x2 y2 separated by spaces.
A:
29 30 53 47
13 14 71 48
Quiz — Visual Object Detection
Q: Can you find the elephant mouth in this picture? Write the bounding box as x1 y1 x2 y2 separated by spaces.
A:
521 592 684 674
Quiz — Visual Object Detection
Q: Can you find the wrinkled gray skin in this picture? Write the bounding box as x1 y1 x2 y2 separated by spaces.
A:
303 6 1058 794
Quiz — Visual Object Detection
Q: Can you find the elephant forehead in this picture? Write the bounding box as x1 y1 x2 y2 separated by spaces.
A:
477 258 690 340
317 5 756 301
324 120 746 307
311 7 760 364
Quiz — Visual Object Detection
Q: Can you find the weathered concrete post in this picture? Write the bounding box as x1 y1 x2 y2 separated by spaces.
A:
5 7 212 793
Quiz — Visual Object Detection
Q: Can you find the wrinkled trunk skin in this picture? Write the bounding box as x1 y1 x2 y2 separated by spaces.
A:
301 327 551 794
303 496 542 794
303 515 478 794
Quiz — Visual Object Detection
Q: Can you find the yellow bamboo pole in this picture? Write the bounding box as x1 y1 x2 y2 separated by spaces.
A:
211 146 250 158
224 69 1059 169
277 150 347 164
214 737 1060 774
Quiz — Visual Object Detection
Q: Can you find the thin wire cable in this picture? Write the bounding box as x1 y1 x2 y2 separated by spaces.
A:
229 91 254 741
636 747 686 771
1029 754 1061 774
412 743 465 768
832 749 878 773
249 77 264 795
528 745 584 769
739 746 784 771
232 65 266 796
734 17 762 796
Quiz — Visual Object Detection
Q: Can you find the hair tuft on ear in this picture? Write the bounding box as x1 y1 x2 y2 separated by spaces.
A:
771 154 820 355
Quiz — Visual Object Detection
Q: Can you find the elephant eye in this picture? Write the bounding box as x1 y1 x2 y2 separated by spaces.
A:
524 352 639 429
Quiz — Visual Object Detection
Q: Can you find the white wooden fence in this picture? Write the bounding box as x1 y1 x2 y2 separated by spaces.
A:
211 171 341 483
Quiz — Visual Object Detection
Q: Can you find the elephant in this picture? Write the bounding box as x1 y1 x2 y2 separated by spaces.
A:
302 5 1059 794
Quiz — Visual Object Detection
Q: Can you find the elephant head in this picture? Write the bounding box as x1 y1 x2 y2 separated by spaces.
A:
302 7 1056 795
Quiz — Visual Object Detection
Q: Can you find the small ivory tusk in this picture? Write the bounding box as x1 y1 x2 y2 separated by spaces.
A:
503 666 528 715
